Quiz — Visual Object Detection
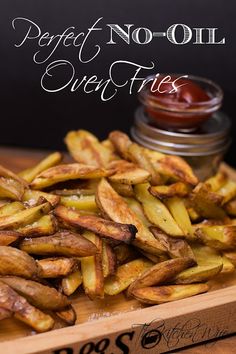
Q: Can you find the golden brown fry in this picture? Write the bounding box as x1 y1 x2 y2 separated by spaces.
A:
110 181 134 197
17 215 58 237
61 270 82 296
149 182 191 199
221 255 235 273
191 183 226 219
124 197 151 227
127 258 194 297
56 305 76 326
19 152 63 183
127 143 162 185
223 251 236 266
0 246 38 278
174 245 223 284
150 227 195 260
108 160 150 185
134 183 183 236
0 202 52 230
55 205 137 244
205 171 227 192
0 201 25 217
96 179 166 255
195 225 236 250
104 258 153 295
132 284 209 304
37 257 78 278
114 244 139 265
0 165 28 187
0 281 54 332
0 177 25 201
217 180 236 204
23 189 60 207
0 230 21 246
31 163 114 189
81 231 104 300
65 130 115 167
102 241 116 278
20 230 98 257
108 130 132 160
0 276 69 310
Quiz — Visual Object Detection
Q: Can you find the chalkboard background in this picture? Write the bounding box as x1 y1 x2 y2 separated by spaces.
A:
1 0 235 166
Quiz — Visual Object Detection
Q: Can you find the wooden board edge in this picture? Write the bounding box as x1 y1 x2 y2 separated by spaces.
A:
0 284 236 354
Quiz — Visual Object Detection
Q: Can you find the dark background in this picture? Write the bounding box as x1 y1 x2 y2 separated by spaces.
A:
1 0 235 166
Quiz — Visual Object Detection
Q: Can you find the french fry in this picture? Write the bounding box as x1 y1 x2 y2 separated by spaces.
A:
0 177 25 201
110 181 134 197
96 179 167 255
31 164 114 189
108 130 132 160
56 305 76 326
0 165 28 187
17 215 58 237
174 245 223 284
108 160 150 185
191 183 226 219
195 225 236 250
223 251 236 266
139 250 168 263
23 189 60 207
0 230 21 246
102 241 116 278
205 171 227 192
165 197 193 238
61 270 82 296
0 202 52 230
114 244 139 265
132 284 209 305
150 227 195 260
134 183 183 236
149 182 191 199
81 231 104 300
124 197 151 227
217 179 236 204
0 201 25 217
127 258 195 297
0 246 38 278
55 205 137 244
37 257 78 278
60 195 98 212
65 130 115 168
104 258 153 295
0 281 54 332
19 152 63 183
221 255 235 273
0 276 69 310
20 231 98 257
127 143 163 185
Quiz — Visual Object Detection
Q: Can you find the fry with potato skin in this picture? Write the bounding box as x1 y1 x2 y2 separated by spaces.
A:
0 230 21 246
205 171 227 192
31 163 114 190
96 178 167 255
102 241 116 278
61 270 82 296
127 258 195 297
23 189 60 207
0 202 52 230
0 246 38 278
108 131 132 160
37 257 79 278
108 160 151 185
0 177 25 201
17 215 58 237
0 281 54 332
20 231 98 257
56 305 76 326
81 231 104 300
55 205 137 244
0 201 25 217
19 152 63 183
104 258 153 296
0 276 70 310
131 284 209 304
110 181 134 197
195 225 236 250
149 182 191 200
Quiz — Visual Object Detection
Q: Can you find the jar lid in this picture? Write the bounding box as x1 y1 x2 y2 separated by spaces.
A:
131 107 231 156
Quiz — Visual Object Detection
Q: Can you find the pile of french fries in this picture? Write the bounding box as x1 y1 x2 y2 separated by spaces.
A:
0 129 236 333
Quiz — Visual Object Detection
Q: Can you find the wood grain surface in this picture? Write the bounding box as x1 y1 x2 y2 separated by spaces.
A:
0 146 235 354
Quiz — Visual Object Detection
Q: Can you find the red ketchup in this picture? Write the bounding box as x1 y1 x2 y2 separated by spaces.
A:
143 76 212 131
